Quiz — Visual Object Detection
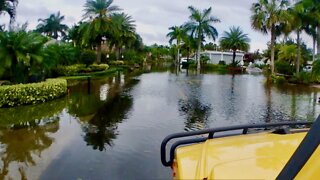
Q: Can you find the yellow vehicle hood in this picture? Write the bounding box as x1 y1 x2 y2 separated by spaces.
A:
175 132 307 180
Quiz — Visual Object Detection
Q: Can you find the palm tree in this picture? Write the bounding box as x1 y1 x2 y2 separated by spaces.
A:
0 0 18 27
250 0 290 74
301 0 320 57
0 31 46 83
36 11 68 39
219 26 250 65
166 26 186 65
82 0 121 63
184 6 220 71
109 13 136 59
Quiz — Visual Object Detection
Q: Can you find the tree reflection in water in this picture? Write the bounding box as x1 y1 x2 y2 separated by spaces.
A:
83 94 133 151
178 75 212 131
68 75 138 151
0 119 59 179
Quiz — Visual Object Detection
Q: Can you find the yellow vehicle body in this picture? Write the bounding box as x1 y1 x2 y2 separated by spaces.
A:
173 131 320 179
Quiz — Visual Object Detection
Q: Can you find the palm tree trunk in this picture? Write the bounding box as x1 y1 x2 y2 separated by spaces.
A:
232 49 236 65
317 25 320 56
313 36 316 61
97 42 102 64
197 40 201 72
296 30 301 74
270 26 276 74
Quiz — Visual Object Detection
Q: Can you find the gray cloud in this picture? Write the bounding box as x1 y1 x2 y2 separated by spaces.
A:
0 0 313 51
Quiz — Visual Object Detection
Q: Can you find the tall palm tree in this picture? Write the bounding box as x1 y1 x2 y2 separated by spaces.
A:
184 6 220 71
109 13 136 59
36 11 68 39
82 0 121 63
166 26 186 64
302 0 320 55
0 0 18 27
251 0 290 74
219 26 250 65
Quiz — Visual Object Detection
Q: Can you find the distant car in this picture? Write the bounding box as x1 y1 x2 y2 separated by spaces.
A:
303 65 312 72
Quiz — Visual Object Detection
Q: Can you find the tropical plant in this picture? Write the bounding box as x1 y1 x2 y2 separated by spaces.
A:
0 0 18 27
109 13 136 59
0 30 47 83
82 0 121 63
250 0 290 74
36 11 68 39
167 26 186 64
184 6 220 71
219 26 250 65
278 44 297 64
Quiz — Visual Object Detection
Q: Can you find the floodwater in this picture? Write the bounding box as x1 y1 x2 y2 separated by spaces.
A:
1 68 320 179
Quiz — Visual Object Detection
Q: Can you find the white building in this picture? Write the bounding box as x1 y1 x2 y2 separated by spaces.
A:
201 50 245 65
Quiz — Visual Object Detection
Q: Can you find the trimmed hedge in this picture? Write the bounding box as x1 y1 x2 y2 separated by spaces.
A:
55 64 109 76
0 78 67 107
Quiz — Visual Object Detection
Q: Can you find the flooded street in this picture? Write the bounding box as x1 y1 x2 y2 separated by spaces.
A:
1 69 320 179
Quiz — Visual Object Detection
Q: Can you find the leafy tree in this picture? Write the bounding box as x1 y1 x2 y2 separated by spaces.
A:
184 6 220 71
219 26 250 65
278 44 297 64
36 11 68 39
0 31 46 83
82 0 121 63
251 0 290 74
167 26 186 64
0 0 18 28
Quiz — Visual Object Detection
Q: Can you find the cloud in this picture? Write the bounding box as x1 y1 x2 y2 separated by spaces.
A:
0 0 313 52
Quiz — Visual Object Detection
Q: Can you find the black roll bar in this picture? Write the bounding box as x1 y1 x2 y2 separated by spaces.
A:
161 121 313 167
277 115 320 179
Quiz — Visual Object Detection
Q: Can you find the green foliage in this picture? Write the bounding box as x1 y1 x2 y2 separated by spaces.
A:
200 55 210 64
109 61 125 66
0 78 67 107
36 11 68 39
55 64 109 76
271 75 286 85
81 50 96 67
275 60 294 75
219 26 250 63
278 44 297 64
0 30 47 83
123 49 144 64
289 72 312 84
202 64 228 73
218 61 226 65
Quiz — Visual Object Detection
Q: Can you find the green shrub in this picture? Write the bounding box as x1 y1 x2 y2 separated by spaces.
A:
55 64 86 76
275 60 294 75
271 75 286 85
81 50 96 67
289 72 312 84
89 64 109 71
218 61 226 65
55 64 109 76
109 61 125 66
0 78 67 107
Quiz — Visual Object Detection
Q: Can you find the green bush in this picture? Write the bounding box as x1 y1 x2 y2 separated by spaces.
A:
109 61 125 66
289 72 312 84
55 64 86 76
81 50 96 67
218 61 226 65
89 64 109 71
271 75 286 85
55 64 109 76
0 78 67 107
275 60 294 75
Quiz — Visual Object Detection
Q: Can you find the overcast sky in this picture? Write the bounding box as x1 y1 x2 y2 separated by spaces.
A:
0 0 313 52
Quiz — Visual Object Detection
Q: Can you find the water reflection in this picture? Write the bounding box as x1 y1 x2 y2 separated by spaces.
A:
83 94 133 151
67 74 139 151
0 121 59 179
178 75 212 131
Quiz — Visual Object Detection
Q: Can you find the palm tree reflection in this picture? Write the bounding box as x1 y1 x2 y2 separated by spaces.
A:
0 121 59 179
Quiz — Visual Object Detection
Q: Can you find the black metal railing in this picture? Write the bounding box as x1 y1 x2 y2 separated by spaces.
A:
161 121 313 167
